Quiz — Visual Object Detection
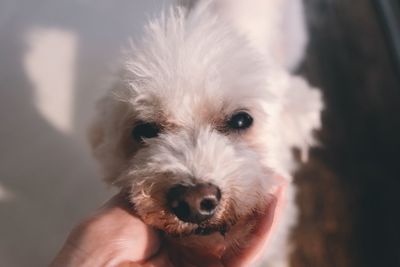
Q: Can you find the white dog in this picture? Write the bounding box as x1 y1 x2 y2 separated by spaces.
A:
89 0 322 266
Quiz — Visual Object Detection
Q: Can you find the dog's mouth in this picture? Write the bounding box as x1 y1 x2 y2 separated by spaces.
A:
129 184 285 264
162 189 283 262
130 178 283 244
167 191 279 239
166 212 234 237
194 223 228 236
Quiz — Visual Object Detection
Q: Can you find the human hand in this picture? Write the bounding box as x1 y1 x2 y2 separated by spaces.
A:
50 189 283 267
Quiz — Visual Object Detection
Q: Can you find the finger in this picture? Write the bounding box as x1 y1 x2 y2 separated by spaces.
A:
90 206 160 261
167 243 224 267
115 249 173 267
222 185 285 267
51 193 161 266
142 248 174 267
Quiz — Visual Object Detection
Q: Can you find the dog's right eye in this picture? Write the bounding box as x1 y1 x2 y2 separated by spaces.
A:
132 122 161 142
226 111 253 131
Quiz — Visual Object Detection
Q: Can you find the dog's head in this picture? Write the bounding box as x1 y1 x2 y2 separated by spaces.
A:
89 3 311 236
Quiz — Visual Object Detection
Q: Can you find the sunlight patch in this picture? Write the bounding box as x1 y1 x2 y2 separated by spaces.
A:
24 28 77 134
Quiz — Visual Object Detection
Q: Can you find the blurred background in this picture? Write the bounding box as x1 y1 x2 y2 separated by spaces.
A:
0 0 172 266
0 0 399 266
294 0 400 267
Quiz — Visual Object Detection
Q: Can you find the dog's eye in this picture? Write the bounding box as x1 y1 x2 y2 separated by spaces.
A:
132 122 161 142
227 111 253 130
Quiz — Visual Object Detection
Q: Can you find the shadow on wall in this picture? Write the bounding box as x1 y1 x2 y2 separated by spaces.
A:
0 0 171 266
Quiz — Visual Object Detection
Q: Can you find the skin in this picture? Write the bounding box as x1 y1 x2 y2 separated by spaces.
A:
50 187 283 267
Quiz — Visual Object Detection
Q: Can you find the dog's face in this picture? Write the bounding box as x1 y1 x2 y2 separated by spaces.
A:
90 5 286 237
121 92 277 236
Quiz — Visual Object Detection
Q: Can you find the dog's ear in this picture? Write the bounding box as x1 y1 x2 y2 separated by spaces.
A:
88 96 113 183
87 77 135 184
87 75 129 153
280 75 323 162
276 74 324 169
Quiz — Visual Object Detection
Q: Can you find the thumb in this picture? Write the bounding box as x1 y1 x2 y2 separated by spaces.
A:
222 185 286 267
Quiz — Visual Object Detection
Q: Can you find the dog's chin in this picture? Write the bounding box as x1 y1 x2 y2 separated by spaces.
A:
158 194 280 260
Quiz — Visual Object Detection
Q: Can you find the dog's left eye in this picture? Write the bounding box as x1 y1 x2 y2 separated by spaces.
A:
227 111 253 131
132 122 161 142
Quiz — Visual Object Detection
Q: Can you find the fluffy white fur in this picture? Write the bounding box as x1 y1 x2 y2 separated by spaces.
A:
179 0 308 71
89 0 322 266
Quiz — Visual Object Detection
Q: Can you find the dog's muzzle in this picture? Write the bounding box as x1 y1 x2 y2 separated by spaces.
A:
166 183 221 224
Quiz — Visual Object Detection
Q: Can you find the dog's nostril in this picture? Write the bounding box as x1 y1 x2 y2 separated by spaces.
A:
199 197 218 214
166 183 221 224
171 201 191 221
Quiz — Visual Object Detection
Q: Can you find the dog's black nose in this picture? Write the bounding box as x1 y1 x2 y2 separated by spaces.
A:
167 183 221 224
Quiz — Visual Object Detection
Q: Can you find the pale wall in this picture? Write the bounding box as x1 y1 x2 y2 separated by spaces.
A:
0 1 172 266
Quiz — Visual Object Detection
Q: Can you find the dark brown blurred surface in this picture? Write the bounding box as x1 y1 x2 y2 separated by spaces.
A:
291 0 400 267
